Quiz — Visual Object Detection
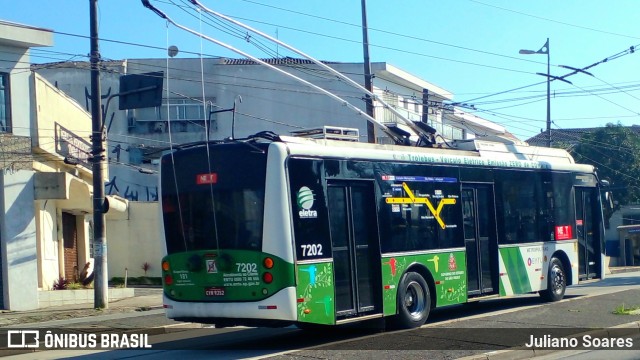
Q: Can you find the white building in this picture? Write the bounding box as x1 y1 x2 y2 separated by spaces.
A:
36 58 517 203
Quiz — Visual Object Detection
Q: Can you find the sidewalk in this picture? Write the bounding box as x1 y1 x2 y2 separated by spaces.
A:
610 266 640 274
0 268 638 328
0 288 163 328
0 273 638 359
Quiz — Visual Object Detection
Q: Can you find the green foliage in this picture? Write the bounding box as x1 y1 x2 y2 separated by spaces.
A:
52 277 69 290
613 303 640 315
569 123 640 206
67 282 86 290
53 278 94 290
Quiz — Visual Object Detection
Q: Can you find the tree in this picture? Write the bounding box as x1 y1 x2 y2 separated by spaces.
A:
569 123 640 206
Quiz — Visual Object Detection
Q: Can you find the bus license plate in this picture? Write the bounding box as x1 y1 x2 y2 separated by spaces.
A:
205 287 225 296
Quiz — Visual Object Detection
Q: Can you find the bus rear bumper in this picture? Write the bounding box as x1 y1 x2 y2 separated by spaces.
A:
163 287 298 321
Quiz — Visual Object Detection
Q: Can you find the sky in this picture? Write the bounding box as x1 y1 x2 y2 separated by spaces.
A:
3 0 640 141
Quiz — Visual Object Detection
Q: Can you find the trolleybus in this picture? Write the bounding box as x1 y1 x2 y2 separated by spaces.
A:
159 131 606 329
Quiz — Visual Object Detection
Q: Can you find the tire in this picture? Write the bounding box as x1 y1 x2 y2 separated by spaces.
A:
539 257 566 302
393 272 431 329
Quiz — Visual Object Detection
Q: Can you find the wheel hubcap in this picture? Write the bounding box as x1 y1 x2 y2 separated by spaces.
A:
404 281 426 320
551 265 565 294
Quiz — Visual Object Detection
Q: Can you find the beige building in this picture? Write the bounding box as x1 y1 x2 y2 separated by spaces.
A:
30 70 161 291
1 20 162 310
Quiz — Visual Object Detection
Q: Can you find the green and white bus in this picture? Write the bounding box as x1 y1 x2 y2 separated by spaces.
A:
159 132 606 329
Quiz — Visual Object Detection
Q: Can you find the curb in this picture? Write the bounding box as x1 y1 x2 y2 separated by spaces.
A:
457 321 640 360
3 306 166 329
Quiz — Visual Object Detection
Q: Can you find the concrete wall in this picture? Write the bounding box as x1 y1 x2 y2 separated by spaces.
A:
0 170 38 310
0 44 31 137
106 201 162 278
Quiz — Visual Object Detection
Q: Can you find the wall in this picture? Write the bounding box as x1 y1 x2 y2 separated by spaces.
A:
0 43 31 137
106 201 162 278
32 73 98 181
35 59 466 206
0 170 38 310
606 205 640 266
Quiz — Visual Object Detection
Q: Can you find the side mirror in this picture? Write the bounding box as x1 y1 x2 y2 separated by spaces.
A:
605 192 614 209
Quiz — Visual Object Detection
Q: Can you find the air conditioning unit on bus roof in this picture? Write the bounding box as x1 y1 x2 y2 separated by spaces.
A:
291 126 360 142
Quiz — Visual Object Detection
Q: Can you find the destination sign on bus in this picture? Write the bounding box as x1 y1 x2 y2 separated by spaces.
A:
196 173 218 185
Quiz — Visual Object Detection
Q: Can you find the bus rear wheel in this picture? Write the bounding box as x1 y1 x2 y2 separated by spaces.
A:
393 272 431 329
539 257 566 302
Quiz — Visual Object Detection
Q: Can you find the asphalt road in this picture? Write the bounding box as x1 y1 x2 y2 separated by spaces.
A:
3 271 640 360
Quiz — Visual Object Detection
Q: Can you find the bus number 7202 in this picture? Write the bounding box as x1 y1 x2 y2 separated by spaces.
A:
301 244 323 257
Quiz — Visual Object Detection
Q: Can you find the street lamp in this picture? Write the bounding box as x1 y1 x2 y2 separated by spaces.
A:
520 38 551 147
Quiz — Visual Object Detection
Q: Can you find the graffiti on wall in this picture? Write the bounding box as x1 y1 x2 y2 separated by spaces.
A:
105 176 158 202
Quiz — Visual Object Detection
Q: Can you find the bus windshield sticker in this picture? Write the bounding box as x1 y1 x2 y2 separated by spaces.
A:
206 259 218 274
385 182 457 229
297 186 318 219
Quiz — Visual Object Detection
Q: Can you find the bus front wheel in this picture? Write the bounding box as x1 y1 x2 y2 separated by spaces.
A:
394 272 431 329
539 257 566 302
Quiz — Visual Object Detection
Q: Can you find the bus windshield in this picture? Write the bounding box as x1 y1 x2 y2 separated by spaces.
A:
160 143 268 254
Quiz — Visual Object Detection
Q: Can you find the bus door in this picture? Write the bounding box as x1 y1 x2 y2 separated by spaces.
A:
327 181 382 318
462 185 498 296
575 187 601 280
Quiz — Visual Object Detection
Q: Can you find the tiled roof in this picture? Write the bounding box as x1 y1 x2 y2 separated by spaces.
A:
222 57 339 66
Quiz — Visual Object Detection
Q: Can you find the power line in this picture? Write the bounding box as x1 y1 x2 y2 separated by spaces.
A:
453 42 640 107
468 0 640 40
237 0 549 66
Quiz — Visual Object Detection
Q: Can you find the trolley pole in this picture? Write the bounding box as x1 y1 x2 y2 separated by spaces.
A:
90 0 108 309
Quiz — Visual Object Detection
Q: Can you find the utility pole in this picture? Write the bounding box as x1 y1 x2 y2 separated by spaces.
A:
361 0 375 143
519 38 551 147
545 38 551 147
90 0 108 309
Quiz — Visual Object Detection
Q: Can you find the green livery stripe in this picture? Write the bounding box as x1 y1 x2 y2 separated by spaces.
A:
162 250 294 302
500 247 532 294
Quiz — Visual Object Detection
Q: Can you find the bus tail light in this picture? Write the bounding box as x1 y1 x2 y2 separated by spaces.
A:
164 274 173 285
263 272 273 284
162 261 170 271
263 257 274 269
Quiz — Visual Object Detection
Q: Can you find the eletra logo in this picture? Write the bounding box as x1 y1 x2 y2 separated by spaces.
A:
297 186 317 218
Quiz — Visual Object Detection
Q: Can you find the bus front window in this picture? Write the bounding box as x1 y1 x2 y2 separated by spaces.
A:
163 188 264 254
